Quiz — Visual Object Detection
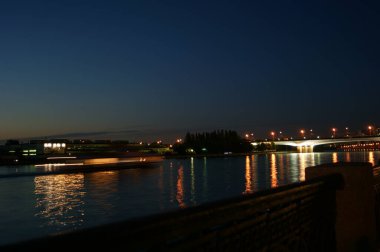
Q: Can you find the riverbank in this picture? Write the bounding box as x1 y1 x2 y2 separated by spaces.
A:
164 149 380 160
163 150 299 159
0 152 163 166
0 160 162 178
0 155 164 178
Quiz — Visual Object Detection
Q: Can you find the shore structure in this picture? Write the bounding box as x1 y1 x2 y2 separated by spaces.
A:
0 139 170 165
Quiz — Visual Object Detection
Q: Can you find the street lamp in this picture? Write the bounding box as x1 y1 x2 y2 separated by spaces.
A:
368 126 373 136
300 129 305 139
332 128 336 138
245 133 254 140
345 127 349 137
270 131 275 141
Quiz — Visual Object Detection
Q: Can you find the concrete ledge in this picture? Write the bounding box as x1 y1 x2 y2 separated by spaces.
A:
306 162 375 252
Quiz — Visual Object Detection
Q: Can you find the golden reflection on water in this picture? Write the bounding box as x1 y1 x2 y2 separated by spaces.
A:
86 171 117 190
244 156 252 194
369 151 375 166
83 158 119 165
85 171 118 211
299 154 306 181
332 152 338 163
345 152 351 162
34 174 85 228
270 154 278 188
289 154 298 182
176 166 186 208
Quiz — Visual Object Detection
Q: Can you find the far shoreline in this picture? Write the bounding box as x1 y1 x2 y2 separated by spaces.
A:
164 149 380 159
165 150 305 159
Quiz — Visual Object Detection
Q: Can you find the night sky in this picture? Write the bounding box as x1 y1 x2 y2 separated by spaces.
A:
1 0 379 142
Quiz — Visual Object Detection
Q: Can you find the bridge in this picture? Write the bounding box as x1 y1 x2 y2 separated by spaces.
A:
271 136 380 152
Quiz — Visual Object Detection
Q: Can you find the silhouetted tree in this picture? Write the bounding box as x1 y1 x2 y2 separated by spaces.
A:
178 130 253 154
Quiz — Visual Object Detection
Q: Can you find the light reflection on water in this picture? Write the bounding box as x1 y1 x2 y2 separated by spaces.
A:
190 157 196 204
345 152 351 162
244 156 252 194
332 152 338 163
369 152 375 166
270 154 278 188
176 166 186 208
34 174 85 229
0 151 380 246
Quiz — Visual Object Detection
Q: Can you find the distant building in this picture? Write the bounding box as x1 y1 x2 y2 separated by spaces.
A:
1 140 67 158
42 141 67 155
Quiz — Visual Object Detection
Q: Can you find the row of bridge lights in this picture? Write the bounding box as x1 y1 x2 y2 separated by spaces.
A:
265 129 320 140
173 125 375 144
330 126 375 138
264 125 376 140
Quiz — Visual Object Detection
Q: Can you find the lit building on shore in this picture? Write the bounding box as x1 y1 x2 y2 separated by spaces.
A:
0 140 67 159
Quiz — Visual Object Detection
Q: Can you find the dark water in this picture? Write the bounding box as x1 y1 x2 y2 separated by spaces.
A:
0 151 378 246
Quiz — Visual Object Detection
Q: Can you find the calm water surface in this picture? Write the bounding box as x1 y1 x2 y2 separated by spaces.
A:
0 151 379 246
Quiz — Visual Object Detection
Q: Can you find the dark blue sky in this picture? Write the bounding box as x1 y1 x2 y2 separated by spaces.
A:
1 0 379 142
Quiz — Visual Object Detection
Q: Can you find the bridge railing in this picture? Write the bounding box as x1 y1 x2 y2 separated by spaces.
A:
373 166 380 247
0 174 343 252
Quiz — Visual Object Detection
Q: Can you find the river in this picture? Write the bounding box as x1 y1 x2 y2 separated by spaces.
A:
0 151 379 246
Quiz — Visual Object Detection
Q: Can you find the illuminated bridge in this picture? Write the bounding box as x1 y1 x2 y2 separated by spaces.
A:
272 136 380 152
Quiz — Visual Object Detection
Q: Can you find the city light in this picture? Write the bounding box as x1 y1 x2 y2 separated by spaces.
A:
245 133 254 139
270 131 275 141
345 127 349 137
279 131 283 139
44 142 65 149
300 129 305 139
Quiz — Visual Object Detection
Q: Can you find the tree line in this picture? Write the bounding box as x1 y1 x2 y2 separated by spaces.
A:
173 130 253 154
